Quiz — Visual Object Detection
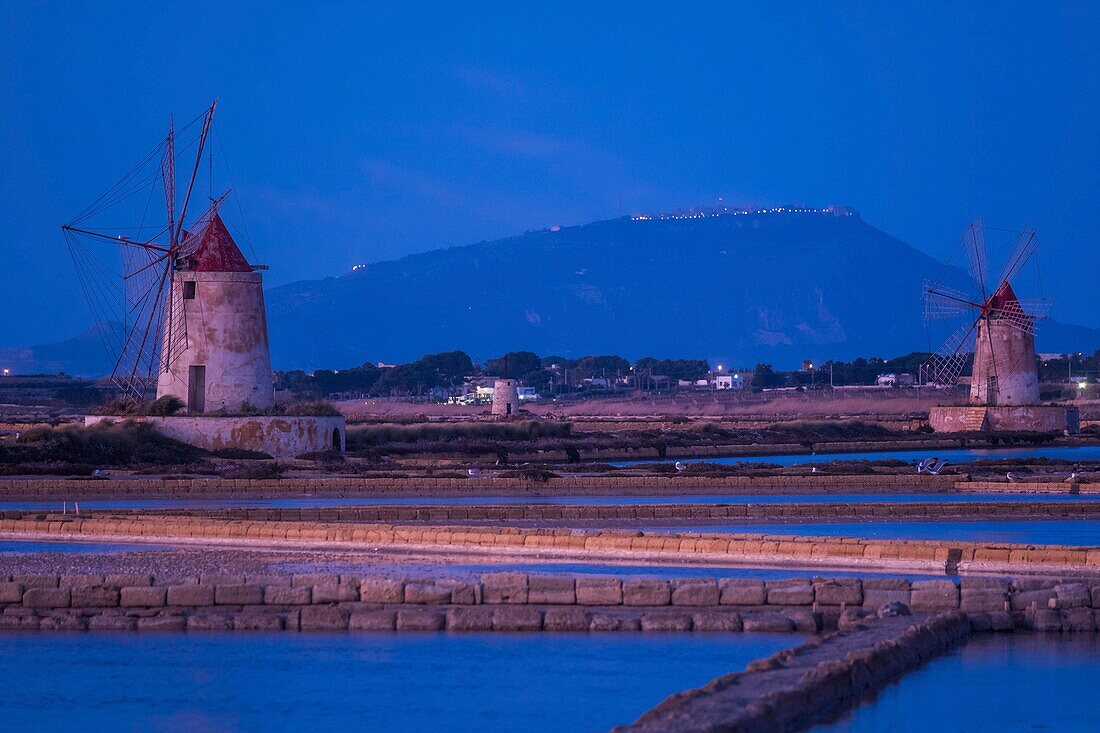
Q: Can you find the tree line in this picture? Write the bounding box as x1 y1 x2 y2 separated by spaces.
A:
276 348 1100 399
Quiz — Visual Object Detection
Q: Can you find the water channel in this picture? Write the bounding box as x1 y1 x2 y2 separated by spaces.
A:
0 632 796 731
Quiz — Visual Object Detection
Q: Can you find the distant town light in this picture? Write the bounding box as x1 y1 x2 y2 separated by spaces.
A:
716 364 724 372
1 368 8 376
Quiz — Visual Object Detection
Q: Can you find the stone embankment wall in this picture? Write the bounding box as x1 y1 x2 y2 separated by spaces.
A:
119 500 1100 524
0 474 1047 501
619 612 973 733
1 573 1097 633
3 514 1098 572
408 436 1045 463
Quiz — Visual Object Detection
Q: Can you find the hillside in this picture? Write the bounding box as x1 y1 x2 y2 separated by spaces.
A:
7 209 1099 376
0 322 121 378
264 210 1099 369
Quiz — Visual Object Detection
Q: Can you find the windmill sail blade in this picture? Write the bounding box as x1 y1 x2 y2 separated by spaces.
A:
112 254 173 400
963 219 990 300
993 297 1050 336
923 281 980 320
924 318 979 386
996 227 1039 287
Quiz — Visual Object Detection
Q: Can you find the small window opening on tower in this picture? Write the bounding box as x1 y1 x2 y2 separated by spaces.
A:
183 281 197 300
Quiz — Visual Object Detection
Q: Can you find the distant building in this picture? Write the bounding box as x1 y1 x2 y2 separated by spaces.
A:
875 373 915 387
714 372 749 390
492 378 519 416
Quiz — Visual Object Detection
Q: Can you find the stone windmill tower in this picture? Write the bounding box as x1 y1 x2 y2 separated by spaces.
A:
923 220 1075 432
66 101 346 455
64 101 272 413
492 355 519 417
155 207 274 413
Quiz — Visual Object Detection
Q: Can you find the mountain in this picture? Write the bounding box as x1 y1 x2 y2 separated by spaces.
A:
9 210 1100 376
264 209 1100 369
0 322 120 378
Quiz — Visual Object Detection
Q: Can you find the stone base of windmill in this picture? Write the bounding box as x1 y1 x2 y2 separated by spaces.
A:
929 405 1079 434
85 415 346 459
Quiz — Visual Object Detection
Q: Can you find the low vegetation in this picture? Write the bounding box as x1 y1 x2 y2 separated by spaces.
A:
92 395 185 417
497 466 559 482
227 401 343 417
218 462 284 480
7 421 203 467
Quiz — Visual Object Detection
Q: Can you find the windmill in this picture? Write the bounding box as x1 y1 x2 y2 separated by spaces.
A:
63 100 271 410
921 219 1050 406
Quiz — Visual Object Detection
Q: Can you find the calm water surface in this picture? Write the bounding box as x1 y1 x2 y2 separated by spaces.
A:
817 633 1100 732
0 632 795 732
0 540 178 554
648 520 1100 546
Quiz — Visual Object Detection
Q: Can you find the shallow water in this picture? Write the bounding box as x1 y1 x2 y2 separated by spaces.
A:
413 561 941 581
0 491 1093 512
816 633 1100 732
615 443 1100 467
0 540 178 554
0 632 794 732
647 520 1100 546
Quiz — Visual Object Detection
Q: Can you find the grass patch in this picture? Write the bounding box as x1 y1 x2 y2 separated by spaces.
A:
219 462 284 479
9 421 204 467
498 466 559 482
92 395 185 417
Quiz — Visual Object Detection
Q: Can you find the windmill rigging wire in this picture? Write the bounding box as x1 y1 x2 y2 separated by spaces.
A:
214 128 257 260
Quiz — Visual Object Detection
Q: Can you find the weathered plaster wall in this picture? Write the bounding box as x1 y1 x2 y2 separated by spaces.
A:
85 415 345 458
156 271 275 412
971 319 1040 405
929 405 1071 432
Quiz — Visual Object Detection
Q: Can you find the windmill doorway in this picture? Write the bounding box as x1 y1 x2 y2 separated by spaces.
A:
188 365 206 413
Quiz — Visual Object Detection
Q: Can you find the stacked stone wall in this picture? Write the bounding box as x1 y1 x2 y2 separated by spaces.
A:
619 611 973 732
3 514 1098 572
0 473 983 500
2 573 1097 632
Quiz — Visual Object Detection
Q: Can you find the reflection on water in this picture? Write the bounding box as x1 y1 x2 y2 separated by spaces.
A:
647 520 1100 546
816 633 1100 732
0 540 177 554
0 632 795 732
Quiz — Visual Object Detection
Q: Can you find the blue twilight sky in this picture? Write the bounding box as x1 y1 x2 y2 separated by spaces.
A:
1 1 1097 348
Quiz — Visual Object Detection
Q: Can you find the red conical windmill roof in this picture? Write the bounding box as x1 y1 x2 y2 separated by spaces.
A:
183 212 252 272
987 281 1020 311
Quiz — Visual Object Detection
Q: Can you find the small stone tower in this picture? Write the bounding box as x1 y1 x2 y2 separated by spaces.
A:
969 283 1039 406
492 378 519 416
156 212 274 413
